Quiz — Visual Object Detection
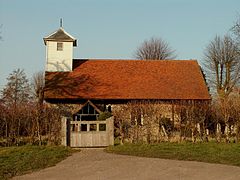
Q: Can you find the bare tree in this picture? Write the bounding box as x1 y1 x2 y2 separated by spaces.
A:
0 69 67 146
204 35 240 142
2 69 31 106
231 91 240 142
203 35 240 98
1 69 31 145
33 71 45 107
32 71 45 145
134 37 176 60
232 16 240 44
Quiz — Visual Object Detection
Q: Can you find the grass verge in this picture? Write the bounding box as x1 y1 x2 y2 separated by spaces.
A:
106 142 240 167
0 145 75 180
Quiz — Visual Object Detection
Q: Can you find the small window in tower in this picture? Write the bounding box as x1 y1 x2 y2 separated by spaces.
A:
57 42 63 51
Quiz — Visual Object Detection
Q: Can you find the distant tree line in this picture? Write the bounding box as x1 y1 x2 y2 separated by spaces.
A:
0 70 65 146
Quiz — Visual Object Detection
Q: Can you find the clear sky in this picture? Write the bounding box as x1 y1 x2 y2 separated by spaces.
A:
0 0 239 89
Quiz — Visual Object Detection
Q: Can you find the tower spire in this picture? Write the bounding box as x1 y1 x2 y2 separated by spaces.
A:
60 18 63 28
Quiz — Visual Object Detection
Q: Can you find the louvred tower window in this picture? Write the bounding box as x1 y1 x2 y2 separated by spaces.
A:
57 42 63 51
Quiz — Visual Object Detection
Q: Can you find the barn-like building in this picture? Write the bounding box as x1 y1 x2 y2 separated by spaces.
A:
44 27 211 147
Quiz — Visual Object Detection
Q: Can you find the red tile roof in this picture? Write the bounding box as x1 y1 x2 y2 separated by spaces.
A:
44 59 211 101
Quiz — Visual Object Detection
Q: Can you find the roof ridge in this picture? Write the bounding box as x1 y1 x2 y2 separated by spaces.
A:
73 59 198 62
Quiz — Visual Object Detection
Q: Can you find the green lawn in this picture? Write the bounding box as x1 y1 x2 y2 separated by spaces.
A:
106 142 240 167
0 145 75 180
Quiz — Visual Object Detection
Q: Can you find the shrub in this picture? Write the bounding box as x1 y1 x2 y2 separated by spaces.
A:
98 111 112 121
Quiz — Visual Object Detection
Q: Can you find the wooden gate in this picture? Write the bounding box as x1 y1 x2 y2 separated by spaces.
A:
61 101 114 147
69 117 114 147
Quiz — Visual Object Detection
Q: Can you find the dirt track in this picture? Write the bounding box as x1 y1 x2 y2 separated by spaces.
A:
14 148 240 180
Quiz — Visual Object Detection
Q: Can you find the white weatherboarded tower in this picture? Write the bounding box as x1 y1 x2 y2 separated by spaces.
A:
43 27 77 72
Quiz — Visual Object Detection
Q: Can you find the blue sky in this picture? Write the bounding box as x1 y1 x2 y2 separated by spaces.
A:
0 0 239 89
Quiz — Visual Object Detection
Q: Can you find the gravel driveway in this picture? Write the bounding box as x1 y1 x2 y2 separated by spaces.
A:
14 148 240 180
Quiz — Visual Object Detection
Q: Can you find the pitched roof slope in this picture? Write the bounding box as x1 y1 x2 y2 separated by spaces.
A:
43 28 77 46
44 59 211 101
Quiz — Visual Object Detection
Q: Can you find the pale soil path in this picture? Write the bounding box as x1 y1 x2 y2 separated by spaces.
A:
14 148 240 180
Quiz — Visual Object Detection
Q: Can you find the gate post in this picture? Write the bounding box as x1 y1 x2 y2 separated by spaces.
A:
107 116 114 145
61 116 71 146
66 118 71 146
61 116 67 146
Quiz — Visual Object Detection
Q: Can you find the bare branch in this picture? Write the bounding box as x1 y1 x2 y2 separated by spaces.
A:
203 35 240 98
